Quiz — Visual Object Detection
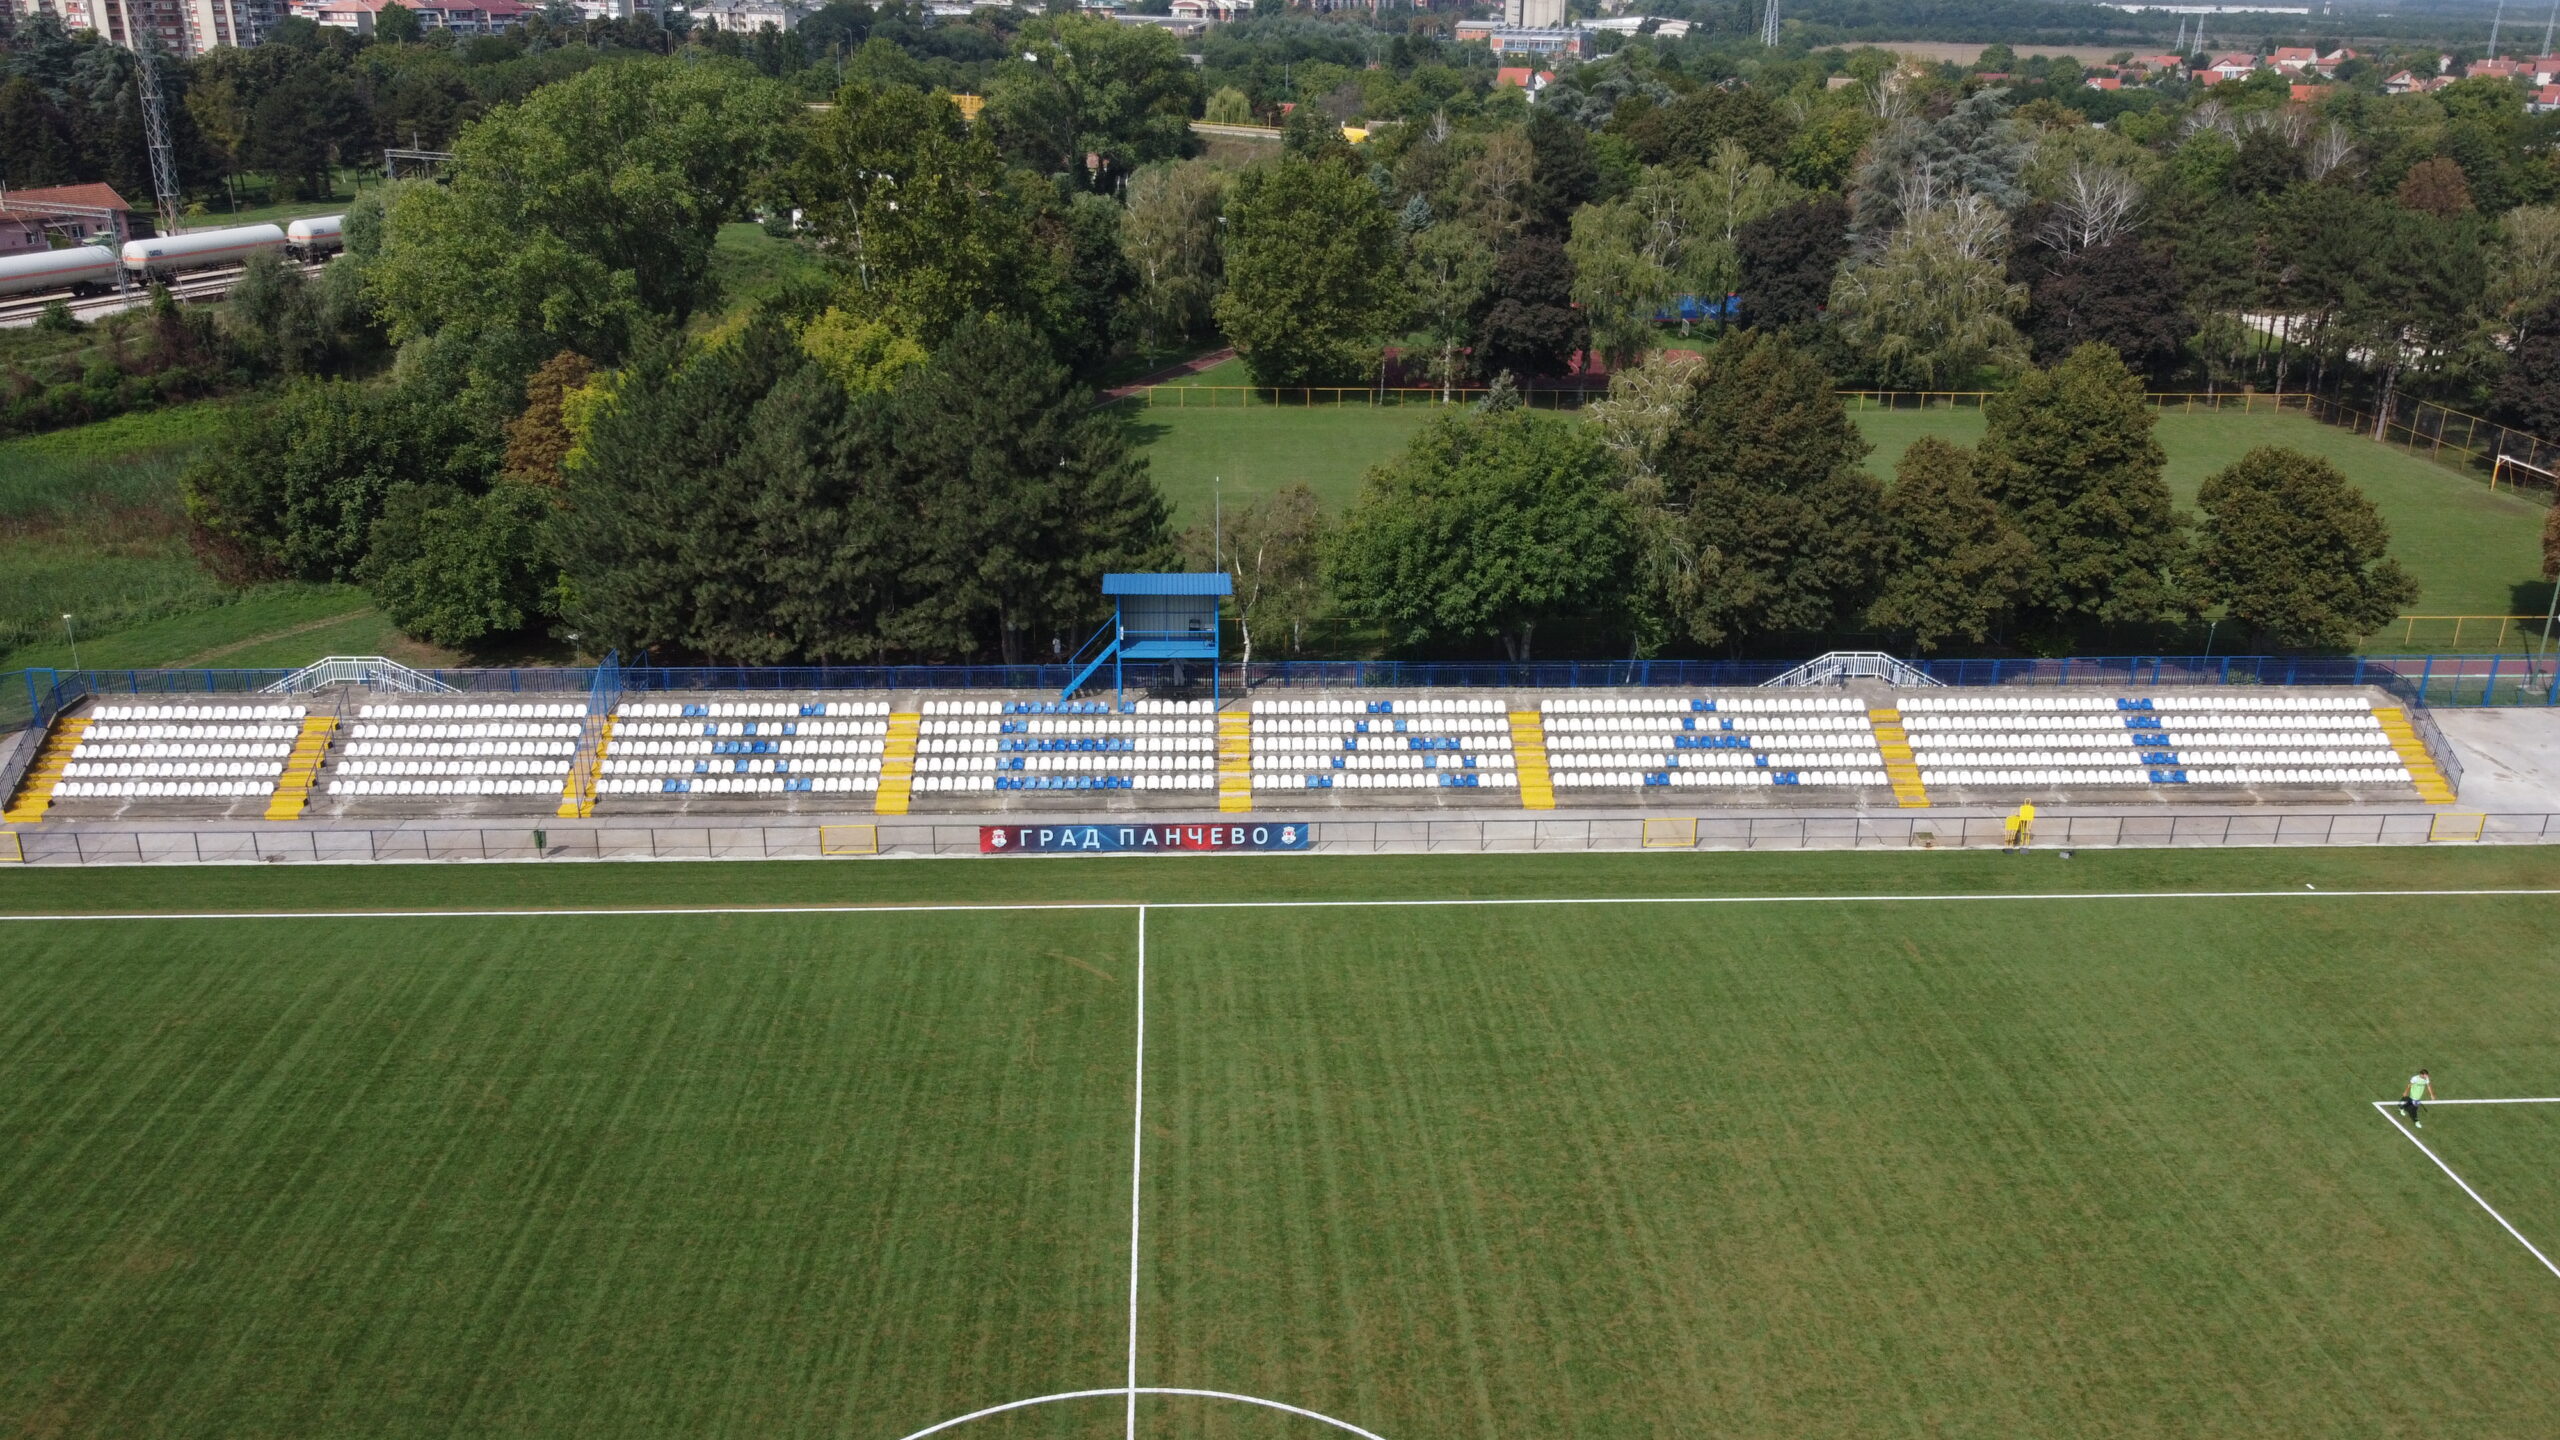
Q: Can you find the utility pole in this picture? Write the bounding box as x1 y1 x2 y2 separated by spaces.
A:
130 32 184 237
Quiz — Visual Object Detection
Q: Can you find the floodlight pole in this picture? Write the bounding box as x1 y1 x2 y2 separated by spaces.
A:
61 613 80 673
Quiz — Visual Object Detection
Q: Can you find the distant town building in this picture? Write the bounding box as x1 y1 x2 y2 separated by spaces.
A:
1504 0 1561 28
690 0 806 30
296 0 528 32
1453 21 1589 58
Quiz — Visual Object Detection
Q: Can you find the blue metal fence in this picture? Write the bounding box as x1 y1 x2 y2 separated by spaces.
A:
11 652 2560 736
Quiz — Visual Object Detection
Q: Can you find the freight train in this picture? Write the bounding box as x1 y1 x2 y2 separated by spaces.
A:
0 245 122 300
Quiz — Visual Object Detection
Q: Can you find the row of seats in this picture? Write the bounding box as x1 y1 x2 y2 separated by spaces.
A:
1546 695 1867 714
620 700 887 718
926 698 1213 715
54 780 274 799
326 778 561 797
80 723 298 743
1250 697 1507 715
356 702 583 719
1918 767 2412 787
1263 771 1516 790
1899 693 2374 713
92 705 303 722
597 775 879 794
67 743 290 763
615 720 885 740
61 761 279 780
1555 769 1891 788
913 774 1218 793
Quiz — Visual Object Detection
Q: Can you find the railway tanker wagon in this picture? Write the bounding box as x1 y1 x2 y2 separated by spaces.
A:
0 245 121 299
120 224 287 281
285 215 346 259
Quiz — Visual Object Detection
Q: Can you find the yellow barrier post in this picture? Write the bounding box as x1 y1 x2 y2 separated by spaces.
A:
2428 812 2487 843
1640 817 1697 849
0 831 21 863
819 824 879 856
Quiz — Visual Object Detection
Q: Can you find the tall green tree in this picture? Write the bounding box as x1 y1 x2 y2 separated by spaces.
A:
1215 153 1403 387
788 82 1065 352
1326 406 1629 661
373 57 798 355
1644 331 1884 650
1405 221 1496 401
985 13 1201 184
1866 436 2035 652
360 482 556 649
556 317 902 662
1122 159 1228 349
878 317 1173 662
1179 481 1326 669
1974 343 2192 632
1735 194 1850 333
2196 447 2417 650
1828 194 2028 388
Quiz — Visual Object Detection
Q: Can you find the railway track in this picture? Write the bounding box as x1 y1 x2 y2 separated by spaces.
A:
0 258 331 330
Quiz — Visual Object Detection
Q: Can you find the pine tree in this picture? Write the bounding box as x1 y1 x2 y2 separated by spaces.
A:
1646 331 1884 650
1974 343 2192 633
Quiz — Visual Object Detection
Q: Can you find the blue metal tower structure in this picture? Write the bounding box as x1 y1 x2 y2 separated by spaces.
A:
1063 573 1233 704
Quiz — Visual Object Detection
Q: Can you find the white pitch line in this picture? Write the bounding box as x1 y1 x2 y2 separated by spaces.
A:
2389 1097 2560 1105
2370 1101 2560 1282
887 1387 1390 1440
5 886 2560 925
1126 905 1147 1440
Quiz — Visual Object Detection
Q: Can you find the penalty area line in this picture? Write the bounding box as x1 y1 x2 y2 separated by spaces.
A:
2369 1100 2560 1282
5 886 2560 924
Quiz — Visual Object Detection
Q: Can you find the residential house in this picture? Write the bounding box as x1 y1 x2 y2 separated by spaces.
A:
2533 83 2560 114
2315 47 2358 75
2269 45 2317 72
2207 52 2260 81
2086 75 2123 91
1494 66 1554 98
0 182 137 258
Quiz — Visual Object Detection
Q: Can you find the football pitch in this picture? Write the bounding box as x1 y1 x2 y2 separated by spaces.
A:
3 849 2557 1438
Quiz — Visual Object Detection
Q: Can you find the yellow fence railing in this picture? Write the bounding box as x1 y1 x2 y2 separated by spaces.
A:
2386 616 2553 651
1641 817 1698 849
819 824 878 856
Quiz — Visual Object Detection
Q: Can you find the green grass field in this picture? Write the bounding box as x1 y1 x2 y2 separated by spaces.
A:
1125 399 2554 644
3 849 2555 1438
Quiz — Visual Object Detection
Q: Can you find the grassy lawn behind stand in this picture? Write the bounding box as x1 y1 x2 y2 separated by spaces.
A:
1127 396 2552 641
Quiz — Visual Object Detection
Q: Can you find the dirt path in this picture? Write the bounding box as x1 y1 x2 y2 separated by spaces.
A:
171 608 374 668
1100 347 1237 403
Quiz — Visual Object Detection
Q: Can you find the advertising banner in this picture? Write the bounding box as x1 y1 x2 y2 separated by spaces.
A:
979 821 1314 854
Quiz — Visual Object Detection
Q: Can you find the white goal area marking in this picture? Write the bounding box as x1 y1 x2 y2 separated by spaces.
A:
2370 1099 2560 1282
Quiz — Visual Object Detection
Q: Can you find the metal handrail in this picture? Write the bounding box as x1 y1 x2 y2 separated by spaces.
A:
1762 651 1943 688
261 656 458 695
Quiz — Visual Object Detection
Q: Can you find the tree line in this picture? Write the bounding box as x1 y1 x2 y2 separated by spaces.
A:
1249 337 2412 663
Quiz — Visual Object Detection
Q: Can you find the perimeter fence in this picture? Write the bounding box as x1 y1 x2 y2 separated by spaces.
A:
1 808 2547 866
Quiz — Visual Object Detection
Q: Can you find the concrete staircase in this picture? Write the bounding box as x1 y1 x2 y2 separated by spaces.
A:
1217 711 1253 813
263 715 338 820
2373 707 2458 803
1868 708 1931 808
1 716 88 824
1508 710 1555 810
555 714 616 819
874 713 921 815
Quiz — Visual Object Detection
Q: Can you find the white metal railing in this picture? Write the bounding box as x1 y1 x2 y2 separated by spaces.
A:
261 656 460 696
1760 651 1943 688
